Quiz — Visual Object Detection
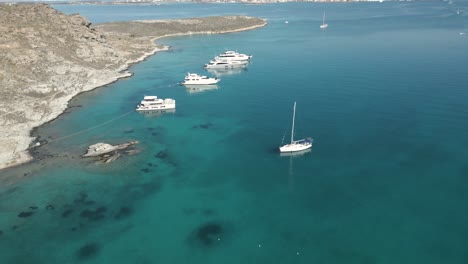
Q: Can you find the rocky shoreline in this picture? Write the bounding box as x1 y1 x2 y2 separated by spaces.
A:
0 4 267 170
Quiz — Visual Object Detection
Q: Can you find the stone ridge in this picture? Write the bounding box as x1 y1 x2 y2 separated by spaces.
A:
0 4 267 169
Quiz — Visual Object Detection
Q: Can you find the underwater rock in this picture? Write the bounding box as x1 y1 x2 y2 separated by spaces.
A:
141 168 150 173
147 162 153 167
202 209 216 216
125 149 140 155
142 181 162 194
18 211 34 218
103 152 121 163
192 122 214 129
62 209 74 218
76 242 100 261
80 207 107 221
11 225 18 230
194 222 223 246
114 206 133 220
124 129 134 134
29 206 38 210
0 230 3 236
46 204 55 210
84 200 96 206
73 192 88 204
154 150 168 159
6 186 19 195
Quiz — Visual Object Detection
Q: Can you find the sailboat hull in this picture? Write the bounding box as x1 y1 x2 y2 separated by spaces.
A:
279 138 313 153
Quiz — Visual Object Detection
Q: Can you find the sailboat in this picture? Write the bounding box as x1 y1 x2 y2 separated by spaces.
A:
279 102 313 153
320 12 328 29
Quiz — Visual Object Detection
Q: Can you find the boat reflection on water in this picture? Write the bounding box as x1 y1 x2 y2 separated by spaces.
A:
137 108 176 117
185 84 219 94
205 67 247 77
281 148 311 192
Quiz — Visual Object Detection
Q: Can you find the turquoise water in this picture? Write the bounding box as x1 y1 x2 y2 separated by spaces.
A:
1 2 468 263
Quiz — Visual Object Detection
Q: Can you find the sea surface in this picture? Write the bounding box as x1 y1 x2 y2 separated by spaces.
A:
1 2 468 263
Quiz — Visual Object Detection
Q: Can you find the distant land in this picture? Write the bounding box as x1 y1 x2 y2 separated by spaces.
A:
2 0 428 5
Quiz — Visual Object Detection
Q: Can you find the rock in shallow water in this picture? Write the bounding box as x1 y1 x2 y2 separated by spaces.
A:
18 211 34 218
82 141 138 157
189 222 226 247
76 242 100 261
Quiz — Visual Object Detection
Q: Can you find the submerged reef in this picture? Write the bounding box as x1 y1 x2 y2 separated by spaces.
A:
76 242 101 261
189 221 230 247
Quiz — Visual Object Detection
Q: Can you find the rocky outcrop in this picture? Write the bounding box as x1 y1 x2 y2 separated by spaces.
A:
0 4 267 170
82 141 138 157
82 141 139 163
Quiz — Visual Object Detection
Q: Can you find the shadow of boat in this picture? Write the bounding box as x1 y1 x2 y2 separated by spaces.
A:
205 67 247 77
137 108 176 117
184 84 219 94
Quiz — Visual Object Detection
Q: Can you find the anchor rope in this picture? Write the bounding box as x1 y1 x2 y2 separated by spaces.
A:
43 109 136 145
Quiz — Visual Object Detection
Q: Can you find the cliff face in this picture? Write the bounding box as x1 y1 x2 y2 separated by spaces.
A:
0 4 157 169
0 4 267 170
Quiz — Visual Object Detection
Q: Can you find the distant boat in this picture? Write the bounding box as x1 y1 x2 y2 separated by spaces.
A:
285 21 289 24
456 9 460 15
320 12 328 29
279 102 313 153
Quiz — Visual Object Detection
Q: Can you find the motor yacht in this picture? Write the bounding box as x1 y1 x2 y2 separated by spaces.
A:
215 50 252 61
136 96 175 111
203 59 247 69
180 72 220 85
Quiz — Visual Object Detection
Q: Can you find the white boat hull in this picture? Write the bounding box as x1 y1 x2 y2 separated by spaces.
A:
214 55 251 61
279 138 313 153
181 79 219 85
204 63 246 69
136 97 176 111
136 104 175 111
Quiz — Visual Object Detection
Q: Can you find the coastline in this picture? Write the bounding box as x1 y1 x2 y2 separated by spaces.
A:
0 18 267 171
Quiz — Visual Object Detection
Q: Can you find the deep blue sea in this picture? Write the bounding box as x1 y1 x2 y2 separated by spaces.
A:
1 2 468 263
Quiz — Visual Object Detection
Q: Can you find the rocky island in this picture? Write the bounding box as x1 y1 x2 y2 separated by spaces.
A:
0 4 267 170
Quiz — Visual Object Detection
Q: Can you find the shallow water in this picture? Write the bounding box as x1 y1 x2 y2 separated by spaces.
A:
1 2 468 263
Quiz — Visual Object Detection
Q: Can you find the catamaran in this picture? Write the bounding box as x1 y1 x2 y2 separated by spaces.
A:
279 102 313 153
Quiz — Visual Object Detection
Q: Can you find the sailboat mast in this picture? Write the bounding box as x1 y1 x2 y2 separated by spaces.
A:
322 12 325 25
291 102 296 144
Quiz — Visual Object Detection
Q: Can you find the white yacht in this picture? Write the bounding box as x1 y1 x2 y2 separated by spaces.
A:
136 96 176 111
279 102 313 153
180 72 220 85
203 59 247 69
320 12 328 29
215 50 252 61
